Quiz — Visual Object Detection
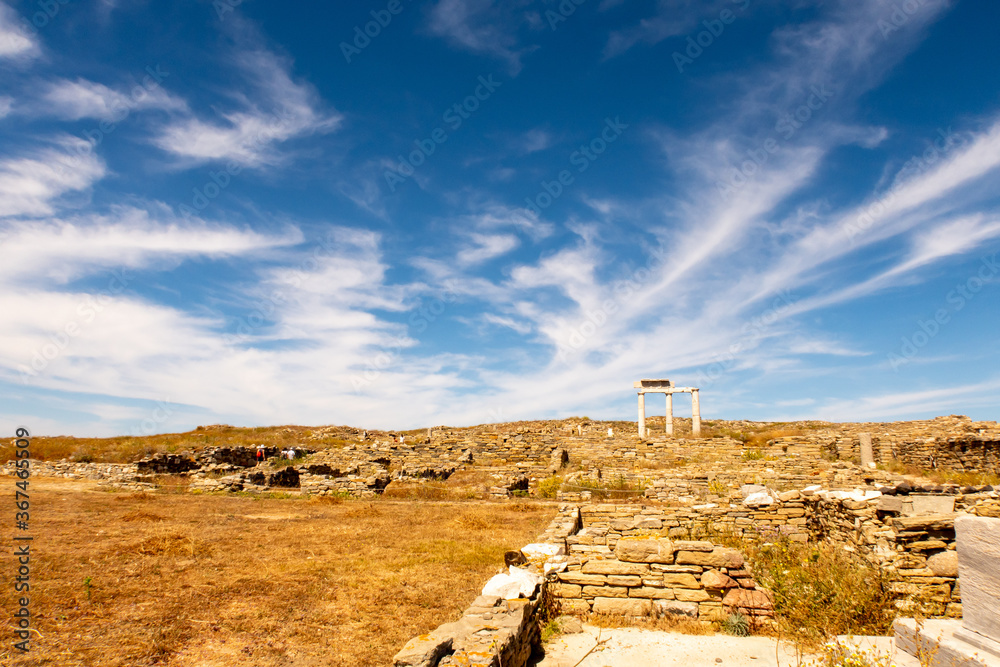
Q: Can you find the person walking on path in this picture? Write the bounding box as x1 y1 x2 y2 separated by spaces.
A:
255 444 265 465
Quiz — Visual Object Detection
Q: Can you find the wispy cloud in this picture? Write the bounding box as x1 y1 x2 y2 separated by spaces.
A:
40 78 187 120
602 0 742 59
0 2 39 60
425 0 532 74
152 45 340 167
0 137 106 218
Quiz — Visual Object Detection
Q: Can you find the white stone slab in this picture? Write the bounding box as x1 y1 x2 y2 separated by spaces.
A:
904 495 956 515
957 515 1000 643
894 618 1000 667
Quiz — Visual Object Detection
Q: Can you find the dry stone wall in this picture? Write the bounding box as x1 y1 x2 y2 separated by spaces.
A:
392 509 578 667
551 533 772 623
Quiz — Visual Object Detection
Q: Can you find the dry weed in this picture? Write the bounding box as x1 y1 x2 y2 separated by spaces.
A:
0 486 553 667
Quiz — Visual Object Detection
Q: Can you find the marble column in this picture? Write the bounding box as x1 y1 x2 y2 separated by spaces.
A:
691 390 701 437
665 393 674 436
637 392 646 438
859 433 874 469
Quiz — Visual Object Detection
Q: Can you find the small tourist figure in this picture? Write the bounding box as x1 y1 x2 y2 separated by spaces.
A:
288 447 296 459
255 445 265 465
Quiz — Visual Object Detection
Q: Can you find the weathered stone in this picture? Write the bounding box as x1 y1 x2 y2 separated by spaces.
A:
558 572 607 586
555 598 591 615
903 495 956 516
699 602 728 622
549 584 582 598
628 587 675 599
654 600 699 618
673 540 714 552
660 573 700 588
582 560 649 576
606 575 642 586
877 496 903 514
614 537 674 564
723 588 774 612
927 551 959 578
393 618 477 667
892 514 955 532
592 597 651 616
909 540 949 552
673 588 710 602
583 585 627 598
700 569 738 590
859 433 874 469
676 547 744 569
956 515 1000 642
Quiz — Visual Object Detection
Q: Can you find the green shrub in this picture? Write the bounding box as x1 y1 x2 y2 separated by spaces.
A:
536 476 563 498
721 612 749 637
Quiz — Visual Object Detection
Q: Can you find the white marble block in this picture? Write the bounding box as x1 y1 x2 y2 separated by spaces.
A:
957 515 1000 643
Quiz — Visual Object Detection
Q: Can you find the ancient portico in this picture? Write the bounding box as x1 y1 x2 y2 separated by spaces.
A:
634 379 701 438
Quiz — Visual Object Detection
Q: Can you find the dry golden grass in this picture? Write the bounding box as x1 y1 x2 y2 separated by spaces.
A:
881 459 1000 487
700 424 810 448
0 479 554 666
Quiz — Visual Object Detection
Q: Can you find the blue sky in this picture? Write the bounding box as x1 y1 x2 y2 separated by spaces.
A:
1 0 999 437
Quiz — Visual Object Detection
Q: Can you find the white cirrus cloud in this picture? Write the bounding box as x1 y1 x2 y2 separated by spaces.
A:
0 136 106 218
40 77 187 121
153 46 340 167
0 2 39 60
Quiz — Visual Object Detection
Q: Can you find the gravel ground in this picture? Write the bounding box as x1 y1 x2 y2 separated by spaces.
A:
536 625 899 667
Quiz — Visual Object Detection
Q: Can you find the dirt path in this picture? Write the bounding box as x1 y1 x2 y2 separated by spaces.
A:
537 626 898 667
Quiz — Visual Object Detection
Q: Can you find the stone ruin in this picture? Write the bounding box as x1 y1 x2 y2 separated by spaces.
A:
894 514 1000 666
4 407 1000 666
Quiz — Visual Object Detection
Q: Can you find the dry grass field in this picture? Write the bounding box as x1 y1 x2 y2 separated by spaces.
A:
0 479 554 667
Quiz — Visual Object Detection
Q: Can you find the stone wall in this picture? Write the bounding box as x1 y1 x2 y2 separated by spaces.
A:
551 485 998 619
392 509 578 667
550 535 773 623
